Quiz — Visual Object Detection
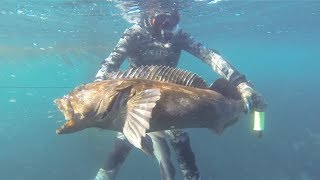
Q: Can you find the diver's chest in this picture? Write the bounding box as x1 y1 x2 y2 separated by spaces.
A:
136 40 179 57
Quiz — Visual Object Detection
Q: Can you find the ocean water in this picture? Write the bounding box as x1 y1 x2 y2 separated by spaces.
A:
1 0 319 180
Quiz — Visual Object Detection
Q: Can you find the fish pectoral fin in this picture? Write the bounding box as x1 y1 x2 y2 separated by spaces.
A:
123 88 161 153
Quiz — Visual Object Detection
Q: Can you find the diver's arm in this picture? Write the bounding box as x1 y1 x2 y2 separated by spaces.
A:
95 27 136 81
180 31 267 112
180 31 247 86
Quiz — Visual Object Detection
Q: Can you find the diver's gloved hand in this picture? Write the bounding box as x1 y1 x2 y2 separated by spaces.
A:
94 72 104 82
94 78 103 82
95 68 107 82
237 82 267 113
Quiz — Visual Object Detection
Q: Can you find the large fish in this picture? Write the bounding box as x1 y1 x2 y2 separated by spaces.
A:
54 66 245 152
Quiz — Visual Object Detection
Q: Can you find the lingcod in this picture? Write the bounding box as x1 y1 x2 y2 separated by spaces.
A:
54 65 245 152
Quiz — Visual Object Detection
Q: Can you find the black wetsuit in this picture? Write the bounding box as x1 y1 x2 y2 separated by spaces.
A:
95 24 247 180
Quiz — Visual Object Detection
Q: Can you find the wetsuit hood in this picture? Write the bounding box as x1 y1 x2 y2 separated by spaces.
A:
139 1 180 42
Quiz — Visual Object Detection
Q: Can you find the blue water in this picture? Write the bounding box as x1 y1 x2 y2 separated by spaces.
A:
1 0 319 180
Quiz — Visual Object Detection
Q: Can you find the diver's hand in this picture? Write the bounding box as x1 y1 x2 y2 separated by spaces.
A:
95 68 107 82
94 78 103 82
237 82 267 113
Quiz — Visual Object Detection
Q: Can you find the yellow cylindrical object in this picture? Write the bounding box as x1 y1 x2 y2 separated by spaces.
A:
253 111 265 131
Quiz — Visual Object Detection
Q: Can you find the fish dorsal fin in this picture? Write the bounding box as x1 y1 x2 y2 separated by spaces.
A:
209 78 242 100
106 65 208 88
123 88 161 154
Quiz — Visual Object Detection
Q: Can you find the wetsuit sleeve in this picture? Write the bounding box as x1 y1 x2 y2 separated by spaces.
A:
95 28 136 80
180 31 247 86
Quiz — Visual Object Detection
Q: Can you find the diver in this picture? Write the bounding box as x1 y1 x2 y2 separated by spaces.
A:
94 1 267 180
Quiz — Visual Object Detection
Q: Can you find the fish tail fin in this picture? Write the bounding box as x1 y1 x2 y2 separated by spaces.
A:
209 78 242 100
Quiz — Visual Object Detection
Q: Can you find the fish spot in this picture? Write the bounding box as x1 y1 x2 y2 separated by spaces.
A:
179 98 190 106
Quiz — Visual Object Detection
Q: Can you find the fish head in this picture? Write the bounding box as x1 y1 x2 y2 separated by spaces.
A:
54 82 120 134
54 96 87 135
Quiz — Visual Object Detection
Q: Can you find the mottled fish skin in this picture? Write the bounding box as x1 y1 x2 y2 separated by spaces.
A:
54 66 245 151
55 79 244 146
55 80 124 134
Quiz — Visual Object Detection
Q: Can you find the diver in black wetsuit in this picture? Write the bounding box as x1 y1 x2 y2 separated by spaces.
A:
94 2 267 180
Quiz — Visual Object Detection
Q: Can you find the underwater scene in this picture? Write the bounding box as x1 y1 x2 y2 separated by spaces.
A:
1 0 319 180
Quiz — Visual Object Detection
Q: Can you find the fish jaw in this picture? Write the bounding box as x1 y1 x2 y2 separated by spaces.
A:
56 119 80 134
54 98 86 135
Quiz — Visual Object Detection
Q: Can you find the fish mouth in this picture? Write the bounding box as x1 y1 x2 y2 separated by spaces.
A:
54 98 77 135
56 119 76 134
